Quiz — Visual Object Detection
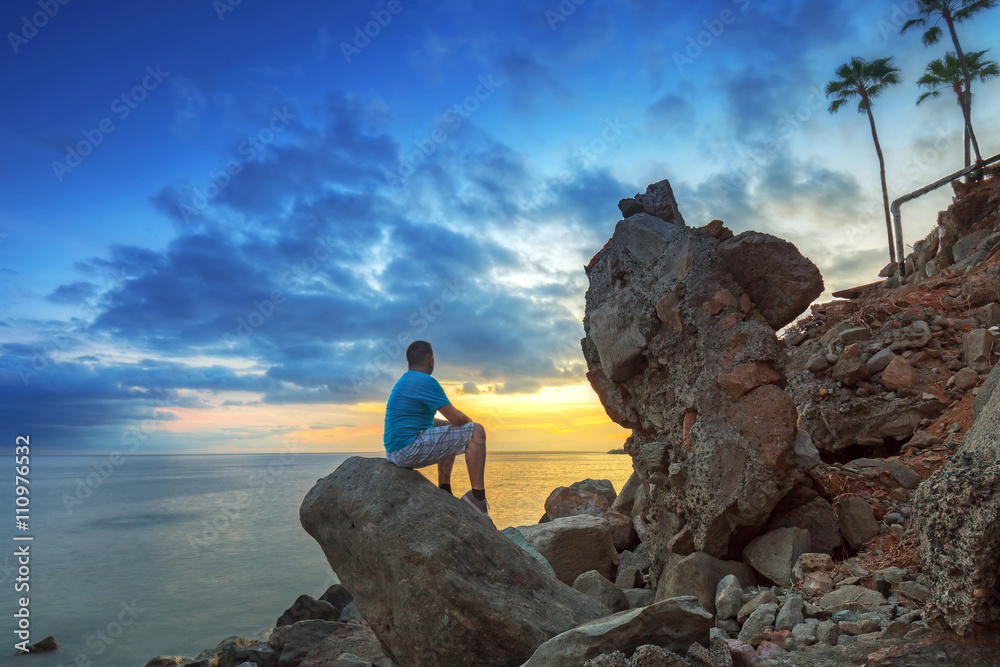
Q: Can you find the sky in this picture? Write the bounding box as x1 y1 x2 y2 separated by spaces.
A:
1 0 998 455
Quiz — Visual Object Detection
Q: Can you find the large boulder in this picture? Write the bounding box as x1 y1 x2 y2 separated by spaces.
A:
300 457 608 667
716 231 824 330
655 551 755 615
583 183 822 570
297 621 386 667
521 596 713 667
544 486 637 552
742 527 811 587
570 478 618 506
618 179 687 226
914 382 1000 633
517 515 619 585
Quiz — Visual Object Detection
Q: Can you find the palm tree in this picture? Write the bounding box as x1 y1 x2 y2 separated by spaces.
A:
917 50 1000 167
902 0 998 166
827 56 902 265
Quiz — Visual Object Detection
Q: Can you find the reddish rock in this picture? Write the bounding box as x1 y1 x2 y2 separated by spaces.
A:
705 288 739 315
656 293 684 332
724 638 759 667
583 181 819 563
755 640 787 661
832 353 871 387
726 385 798 472
717 362 783 399
880 356 920 392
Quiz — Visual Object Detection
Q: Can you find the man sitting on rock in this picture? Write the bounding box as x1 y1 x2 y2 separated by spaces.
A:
383 340 490 518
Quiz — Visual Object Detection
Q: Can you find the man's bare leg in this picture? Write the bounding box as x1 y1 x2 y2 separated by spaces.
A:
437 456 455 488
465 423 487 490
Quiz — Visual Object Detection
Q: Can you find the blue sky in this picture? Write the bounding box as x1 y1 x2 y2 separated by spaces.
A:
2 0 999 453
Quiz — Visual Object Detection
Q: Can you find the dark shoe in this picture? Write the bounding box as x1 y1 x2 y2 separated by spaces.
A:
461 490 492 520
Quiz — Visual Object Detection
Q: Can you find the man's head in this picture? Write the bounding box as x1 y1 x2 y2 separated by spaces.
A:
406 340 434 373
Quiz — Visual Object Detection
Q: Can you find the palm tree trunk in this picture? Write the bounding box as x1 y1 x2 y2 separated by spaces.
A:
944 12 984 164
865 104 896 265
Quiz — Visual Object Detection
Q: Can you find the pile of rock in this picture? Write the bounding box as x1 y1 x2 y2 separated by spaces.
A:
786 302 998 455
143 585 392 667
897 164 1000 283
147 174 1000 667
581 180 825 585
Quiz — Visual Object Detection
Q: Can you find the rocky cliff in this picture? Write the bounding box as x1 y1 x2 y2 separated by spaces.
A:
581 180 824 572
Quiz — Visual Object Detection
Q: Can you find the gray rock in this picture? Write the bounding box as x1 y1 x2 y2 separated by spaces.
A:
913 376 1000 634
897 581 931 604
622 179 687 226
296 623 386 667
501 527 556 577
521 597 712 667
570 479 618 506
584 184 820 576
275 595 340 627
610 472 641 516
879 459 921 490
839 327 871 345
819 586 886 613
716 618 740 634
975 303 1000 328
963 329 995 373
791 622 818 645
789 430 822 471
769 496 841 554
331 656 372 667
656 551 755 615
737 602 778 646
953 229 992 262
836 496 879 551
574 570 629 612
718 231 824 329
742 527 811 587
624 588 654 609
908 430 944 449
953 367 981 391
614 565 643 590
277 622 346 667
517 515 619 585
975 363 1000 421
737 589 776 625
880 620 910 640
715 574 743 621
815 620 839 645
805 354 829 373
775 593 805 631
299 458 608 667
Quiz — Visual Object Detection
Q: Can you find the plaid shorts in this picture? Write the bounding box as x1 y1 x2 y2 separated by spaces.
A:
386 422 476 469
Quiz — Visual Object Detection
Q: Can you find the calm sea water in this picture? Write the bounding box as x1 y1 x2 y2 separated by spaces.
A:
1 452 633 666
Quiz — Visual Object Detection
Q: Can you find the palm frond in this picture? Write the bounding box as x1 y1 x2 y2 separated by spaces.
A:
900 17 927 33
922 25 943 45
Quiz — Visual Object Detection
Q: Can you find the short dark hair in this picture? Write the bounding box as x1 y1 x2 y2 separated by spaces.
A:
406 341 433 367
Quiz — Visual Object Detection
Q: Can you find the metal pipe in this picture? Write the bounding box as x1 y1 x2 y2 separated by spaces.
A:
891 152 1000 281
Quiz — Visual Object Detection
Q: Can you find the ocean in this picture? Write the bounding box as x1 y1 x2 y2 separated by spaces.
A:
1 452 634 666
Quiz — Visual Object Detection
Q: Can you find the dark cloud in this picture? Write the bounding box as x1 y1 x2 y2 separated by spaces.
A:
46 281 98 304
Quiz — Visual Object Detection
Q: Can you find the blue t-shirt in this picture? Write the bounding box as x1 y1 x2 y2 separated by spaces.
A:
383 370 451 453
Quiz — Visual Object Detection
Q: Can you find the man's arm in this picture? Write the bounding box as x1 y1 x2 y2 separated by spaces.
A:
438 403 472 426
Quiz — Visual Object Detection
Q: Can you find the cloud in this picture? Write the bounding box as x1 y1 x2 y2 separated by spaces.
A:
45 281 97 304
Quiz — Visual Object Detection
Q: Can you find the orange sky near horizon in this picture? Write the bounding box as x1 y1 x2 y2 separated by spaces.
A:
156 379 630 454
